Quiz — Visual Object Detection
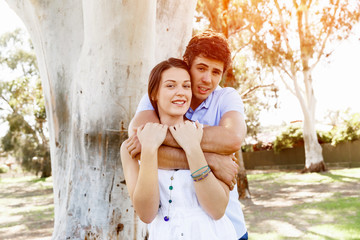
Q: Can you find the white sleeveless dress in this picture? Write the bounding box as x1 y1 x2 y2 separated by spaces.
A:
147 169 237 240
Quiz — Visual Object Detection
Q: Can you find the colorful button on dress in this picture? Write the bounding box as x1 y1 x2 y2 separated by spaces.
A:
147 169 237 240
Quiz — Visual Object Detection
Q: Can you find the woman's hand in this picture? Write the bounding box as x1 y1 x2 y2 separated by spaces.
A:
169 121 203 152
137 123 168 151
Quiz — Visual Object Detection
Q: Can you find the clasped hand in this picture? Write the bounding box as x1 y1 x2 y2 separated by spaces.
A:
136 123 168 150
169 120 203 152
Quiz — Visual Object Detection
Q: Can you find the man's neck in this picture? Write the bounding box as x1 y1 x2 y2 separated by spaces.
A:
190 97 203 110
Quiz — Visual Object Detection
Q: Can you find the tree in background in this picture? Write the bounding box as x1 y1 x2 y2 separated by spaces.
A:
195 0 279 198
0 29 50 178
195 0 279 140
198 0 360 172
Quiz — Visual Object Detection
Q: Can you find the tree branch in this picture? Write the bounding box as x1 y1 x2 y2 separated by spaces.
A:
240 84 274 99
310 0 340 71
274 0 292 55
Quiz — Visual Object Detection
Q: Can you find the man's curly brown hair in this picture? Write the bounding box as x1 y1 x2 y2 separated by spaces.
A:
183 30 232 72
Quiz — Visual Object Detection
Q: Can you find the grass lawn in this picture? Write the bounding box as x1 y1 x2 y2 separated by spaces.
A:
0 168 359 239
0 174 53 240
240 168 360 240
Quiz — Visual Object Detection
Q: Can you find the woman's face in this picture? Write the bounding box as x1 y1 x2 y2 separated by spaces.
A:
155 67 192 122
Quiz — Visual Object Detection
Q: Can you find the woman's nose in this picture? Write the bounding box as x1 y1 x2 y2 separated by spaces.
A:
176 86 185 95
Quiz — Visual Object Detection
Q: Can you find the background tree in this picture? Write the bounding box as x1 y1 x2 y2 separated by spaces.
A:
240 0 360 172
195 0 279 138
195 0 279 198
198 0 360 172
4 0 197 239
0 29 50 178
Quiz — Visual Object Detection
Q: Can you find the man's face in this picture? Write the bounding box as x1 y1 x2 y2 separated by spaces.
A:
189 55 224 109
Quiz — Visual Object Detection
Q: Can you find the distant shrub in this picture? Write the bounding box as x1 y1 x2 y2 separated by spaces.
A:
272 122 336 152
273 122 303 152
331 113 360 145
245 113 360 152
0 164 9 173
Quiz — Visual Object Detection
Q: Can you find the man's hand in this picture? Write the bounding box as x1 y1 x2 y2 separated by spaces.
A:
205 152 239 190
124 134 141 158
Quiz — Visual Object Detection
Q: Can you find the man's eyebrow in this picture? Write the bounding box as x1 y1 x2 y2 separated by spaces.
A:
195 63 209 68
195 63 222 73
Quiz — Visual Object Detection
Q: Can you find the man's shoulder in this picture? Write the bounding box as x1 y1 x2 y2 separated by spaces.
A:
212 86 240 98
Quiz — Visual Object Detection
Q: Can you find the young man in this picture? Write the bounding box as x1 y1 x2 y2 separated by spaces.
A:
124 30 248 240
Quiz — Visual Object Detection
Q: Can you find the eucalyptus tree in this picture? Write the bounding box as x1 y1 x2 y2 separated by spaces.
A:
197 0 360 172
4 0 197 239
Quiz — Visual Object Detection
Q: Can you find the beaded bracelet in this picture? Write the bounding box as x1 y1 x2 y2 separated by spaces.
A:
191 165 210 178
193 168 212 182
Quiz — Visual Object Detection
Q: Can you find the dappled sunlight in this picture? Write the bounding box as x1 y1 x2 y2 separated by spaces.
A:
262 220 303 238
0 174 53 239
308 223 360 240
241 168 360 239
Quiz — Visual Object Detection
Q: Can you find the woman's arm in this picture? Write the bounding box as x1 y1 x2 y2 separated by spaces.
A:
120 141 159 223
120 123 167 223
186 146 230 220
169 121 230 220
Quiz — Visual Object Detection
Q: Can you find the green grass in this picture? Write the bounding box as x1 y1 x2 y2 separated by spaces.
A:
0 174 54 238
1 168 359 239
243 168 360 240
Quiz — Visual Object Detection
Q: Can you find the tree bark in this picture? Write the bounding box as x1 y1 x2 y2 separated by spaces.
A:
235 150 251 199
300 73 326 173
4 0 196 239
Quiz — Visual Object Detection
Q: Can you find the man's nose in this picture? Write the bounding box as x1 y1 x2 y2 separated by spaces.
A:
202 71 211 83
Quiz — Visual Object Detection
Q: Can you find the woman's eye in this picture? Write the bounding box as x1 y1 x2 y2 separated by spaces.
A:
184 85 191 88
166 84 175 88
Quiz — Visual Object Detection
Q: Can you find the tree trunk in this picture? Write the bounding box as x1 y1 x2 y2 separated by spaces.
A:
235 150 251 199
299 72 326 173
4 0 196 239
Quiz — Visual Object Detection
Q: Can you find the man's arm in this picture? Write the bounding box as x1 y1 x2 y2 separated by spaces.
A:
128 110 160 137
200 111 246 154
128 110 246 153
125 110 242 188
156 146 238 189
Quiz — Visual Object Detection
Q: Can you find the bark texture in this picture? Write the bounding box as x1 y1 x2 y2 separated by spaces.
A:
4 0 196 239
235 150 251 199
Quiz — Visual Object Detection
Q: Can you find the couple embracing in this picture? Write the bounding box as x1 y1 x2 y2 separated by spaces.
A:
121 30 248 240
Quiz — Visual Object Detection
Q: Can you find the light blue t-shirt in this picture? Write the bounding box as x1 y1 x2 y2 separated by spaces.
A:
135 86 247 238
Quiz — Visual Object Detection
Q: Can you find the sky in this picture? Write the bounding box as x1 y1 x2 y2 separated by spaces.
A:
0 0 360 132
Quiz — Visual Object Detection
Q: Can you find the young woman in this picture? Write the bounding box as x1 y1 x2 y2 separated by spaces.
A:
120 58 236 239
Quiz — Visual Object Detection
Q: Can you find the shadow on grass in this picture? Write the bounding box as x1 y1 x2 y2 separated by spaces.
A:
319 172 360 182
242 169 360 240
0 187 53 199
29 177 48 183
0 175 54 240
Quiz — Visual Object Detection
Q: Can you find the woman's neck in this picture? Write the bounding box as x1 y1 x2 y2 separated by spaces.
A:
159 115 184 126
